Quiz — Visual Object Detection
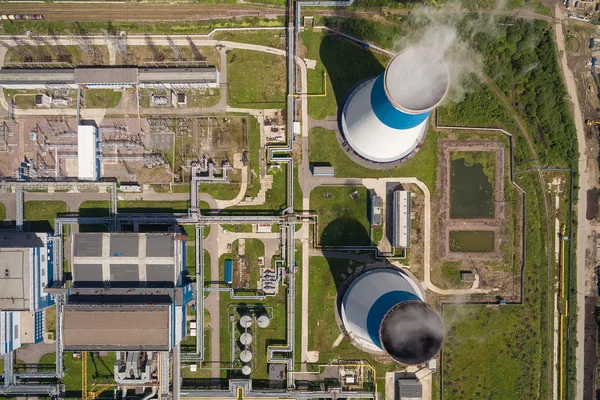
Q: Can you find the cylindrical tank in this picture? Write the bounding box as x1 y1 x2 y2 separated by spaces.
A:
341 47 449 163
240 350 253 363
239 315 252 328
340 268 444 365
242 365 252 376
257 315 270 328
239 332 253 345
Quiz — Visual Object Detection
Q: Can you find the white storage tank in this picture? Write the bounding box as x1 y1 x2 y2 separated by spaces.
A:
257 315 270 328
240 332 253 345
239 315 253 328
240 350 253 363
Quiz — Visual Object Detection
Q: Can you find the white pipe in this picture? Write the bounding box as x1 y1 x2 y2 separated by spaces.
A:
140 387 158 400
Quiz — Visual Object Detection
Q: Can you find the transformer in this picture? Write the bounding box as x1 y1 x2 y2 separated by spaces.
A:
340 268 444 365
341 47 449 163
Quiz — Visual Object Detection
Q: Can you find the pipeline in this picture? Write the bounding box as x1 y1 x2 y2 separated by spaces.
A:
140 387 158 400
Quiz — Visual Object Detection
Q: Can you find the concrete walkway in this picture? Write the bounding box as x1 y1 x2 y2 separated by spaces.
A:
15 342 55 365
202 222 220 379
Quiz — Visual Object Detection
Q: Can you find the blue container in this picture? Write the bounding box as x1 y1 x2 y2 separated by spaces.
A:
225 259 233 285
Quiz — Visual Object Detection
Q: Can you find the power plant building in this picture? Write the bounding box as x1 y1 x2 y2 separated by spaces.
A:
0 66 220 90
0 233 54 355
393 190 411 248
340 268 443 365
61 233 193 351
371 196 383 226
77 125 99 181
341 48 449 163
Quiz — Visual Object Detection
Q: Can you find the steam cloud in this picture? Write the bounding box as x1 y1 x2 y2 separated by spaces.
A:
392 3 499 104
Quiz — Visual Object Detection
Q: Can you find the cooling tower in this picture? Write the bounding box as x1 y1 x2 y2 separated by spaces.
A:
340 268 444 365
341 48 449 163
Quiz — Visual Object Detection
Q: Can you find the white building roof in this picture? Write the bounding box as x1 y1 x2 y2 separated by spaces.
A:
77 126 98 180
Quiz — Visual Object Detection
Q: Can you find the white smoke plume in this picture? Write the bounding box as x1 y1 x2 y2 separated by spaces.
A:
392 3 504 104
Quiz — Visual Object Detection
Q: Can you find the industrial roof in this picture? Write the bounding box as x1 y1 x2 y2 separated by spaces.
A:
396 379 422 399
71 233 179 288
0 233 46 311
0 68 75 85
62 304 170 351
138 67 218 83
74 67 137 84
77 125 97 180
0 66 218 86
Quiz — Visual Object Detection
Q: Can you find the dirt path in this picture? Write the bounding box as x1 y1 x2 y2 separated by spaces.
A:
554 6 592 399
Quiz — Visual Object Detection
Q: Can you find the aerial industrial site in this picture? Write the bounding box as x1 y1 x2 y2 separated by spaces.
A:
0 0 597 399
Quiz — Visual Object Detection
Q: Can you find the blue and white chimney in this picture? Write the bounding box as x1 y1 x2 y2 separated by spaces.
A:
341 48 449 163
340 268 444 365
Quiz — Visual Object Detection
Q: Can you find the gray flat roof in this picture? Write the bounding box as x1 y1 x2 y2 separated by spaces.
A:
72 233 179 288
62 304 170 351
74 67 137 84
74 264 103 283
0 66 218 86
397 379 422 399
138 67 218 83
110 264 138 282
146 235 174 257
147 264 175 283
110 234 139 257
0 68 75 85
73 233 103 257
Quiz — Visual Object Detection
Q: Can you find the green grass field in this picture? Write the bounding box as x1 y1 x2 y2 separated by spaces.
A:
84 89 122 109
307 255 396 380
300 30 390 120
227 49 287 108
39 352 115 397
221 224 253 233
24 201 67 232
198 183 241 201
309 128 441 189
311 186 370 247
0 17 283 36
212 30 286 49
227 164 288 213
79 200 189 217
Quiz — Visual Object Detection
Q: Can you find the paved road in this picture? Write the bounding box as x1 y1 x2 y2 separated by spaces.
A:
554 5 590 399
15 342 55 365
